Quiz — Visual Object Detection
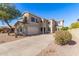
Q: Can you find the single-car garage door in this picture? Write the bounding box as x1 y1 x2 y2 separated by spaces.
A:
27 26 40 35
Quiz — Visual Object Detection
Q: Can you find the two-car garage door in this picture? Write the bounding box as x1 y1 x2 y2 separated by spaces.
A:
27 26 40 35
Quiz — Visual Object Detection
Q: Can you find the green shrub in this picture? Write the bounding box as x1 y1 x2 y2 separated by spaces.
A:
61 27 69 30
54 30 72 45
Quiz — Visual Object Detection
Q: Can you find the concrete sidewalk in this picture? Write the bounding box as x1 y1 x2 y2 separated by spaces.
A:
0 34 53 56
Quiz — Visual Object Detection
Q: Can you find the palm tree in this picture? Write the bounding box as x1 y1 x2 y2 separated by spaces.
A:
0 3 21 35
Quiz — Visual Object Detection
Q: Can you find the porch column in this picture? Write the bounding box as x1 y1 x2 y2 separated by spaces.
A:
49 20 53 34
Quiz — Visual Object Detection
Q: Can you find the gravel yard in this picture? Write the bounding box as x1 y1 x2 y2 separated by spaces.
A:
0 33 24 44
38 29 79 56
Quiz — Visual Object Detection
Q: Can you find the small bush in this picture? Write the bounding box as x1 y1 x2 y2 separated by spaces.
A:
61 27 69 30
54 30 72 45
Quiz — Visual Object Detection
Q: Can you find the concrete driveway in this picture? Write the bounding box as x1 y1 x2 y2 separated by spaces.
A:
0 34 53 56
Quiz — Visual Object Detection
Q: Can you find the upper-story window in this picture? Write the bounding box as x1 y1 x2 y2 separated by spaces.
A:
31 17 36 22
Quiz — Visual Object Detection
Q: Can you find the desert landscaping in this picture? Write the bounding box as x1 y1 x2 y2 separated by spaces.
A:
38 29 79 56
0 29 78 56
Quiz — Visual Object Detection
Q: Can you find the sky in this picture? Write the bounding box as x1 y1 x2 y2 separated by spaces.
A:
0 3 79 27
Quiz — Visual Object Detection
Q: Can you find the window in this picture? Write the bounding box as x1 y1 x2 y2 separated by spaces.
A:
31 17 35 22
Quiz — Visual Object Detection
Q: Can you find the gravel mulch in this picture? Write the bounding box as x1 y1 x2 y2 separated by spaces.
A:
38 29 79 56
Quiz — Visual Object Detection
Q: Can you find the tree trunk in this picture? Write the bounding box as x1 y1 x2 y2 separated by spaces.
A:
4 20 12 35
4 20 12 29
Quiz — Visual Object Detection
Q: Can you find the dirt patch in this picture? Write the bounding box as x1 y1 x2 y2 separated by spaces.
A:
0 33 25 44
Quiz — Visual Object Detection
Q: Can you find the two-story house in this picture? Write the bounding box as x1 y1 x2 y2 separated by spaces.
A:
14 12 50 36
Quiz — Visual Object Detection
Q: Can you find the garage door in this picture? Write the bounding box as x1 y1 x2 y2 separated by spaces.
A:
28 26 40 35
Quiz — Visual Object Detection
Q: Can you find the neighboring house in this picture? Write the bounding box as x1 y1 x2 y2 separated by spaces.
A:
14 12 64 36
49 20 58 33
56 20 64 30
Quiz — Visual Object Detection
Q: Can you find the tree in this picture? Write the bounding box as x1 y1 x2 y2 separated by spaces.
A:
0 3 21 29
0 3 21 35
71 22 79 28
